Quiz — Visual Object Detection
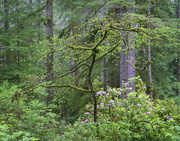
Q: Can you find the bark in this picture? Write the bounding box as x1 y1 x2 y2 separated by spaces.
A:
178 0 180 97
148 0 153 98
128 32 136 91
70 1 80 85
46 0 54 106
1 3 5 67
117 1 135 91
4 0 10 66
88 52 97 122
36 0 41 43
16 0 20 83
29 0 33 44
127 0 135 91
100 0 108 90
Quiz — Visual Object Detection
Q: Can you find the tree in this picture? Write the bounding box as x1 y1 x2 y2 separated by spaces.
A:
178 0 180 98
135 0 178 98
46 0 54 105
148 0 153 98
113 1 136 90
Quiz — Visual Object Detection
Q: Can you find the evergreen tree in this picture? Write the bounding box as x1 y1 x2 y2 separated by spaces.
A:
46 0 54 105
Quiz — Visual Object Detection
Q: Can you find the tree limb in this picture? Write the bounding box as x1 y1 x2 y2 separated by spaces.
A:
20 84 90 95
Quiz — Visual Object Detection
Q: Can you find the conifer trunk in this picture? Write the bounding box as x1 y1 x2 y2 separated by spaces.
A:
46 0 54 106
16 0 20 83
4 0 10 66
118 0 135 91
36 0 41 43
101 0 108 90
178 0 180 98
1 2 5 67
148 0 153 98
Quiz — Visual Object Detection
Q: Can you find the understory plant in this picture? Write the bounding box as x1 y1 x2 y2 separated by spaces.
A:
61 77 180 141
0 81 59 140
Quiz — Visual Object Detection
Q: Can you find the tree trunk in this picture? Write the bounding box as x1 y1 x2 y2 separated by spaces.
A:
4 0 10 67
178 0 180 98
29 0 33 44
46 0 54 106
118 1 135 91
16 0 20 83
36 0 41 43
1 2 5 67
100 0 108 91
148 0 153 98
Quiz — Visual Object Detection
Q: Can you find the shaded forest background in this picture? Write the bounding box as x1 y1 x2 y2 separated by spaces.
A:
0 0 179 140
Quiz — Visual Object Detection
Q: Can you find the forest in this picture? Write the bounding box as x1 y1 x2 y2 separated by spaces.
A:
0 0 180 140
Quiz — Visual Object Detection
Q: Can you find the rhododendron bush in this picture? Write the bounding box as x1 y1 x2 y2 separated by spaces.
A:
61 77 180 140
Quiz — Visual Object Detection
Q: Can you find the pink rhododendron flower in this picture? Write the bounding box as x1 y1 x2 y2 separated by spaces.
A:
110 100 114 103
162 108 165 111
85 119 88 122
143 86 146 89
125 101 127 103
147 100 150 103
97 106 99 108
108 104 112 106
107 107 109 109
125 82 128 85
146 112 151 114
92 108 94 110
91 119 94 121
102 119 104 121
97 92 101 94
156 124 158 126
86 112 89 115
100 103 104 105
138 95 141 98
143 91 146 93
126 87 129 90
107 93 109 95
149 107 152 110
137 104 141 106
169 117 173 120
117 92 121 94
119 102 121 105
102 92 106 94
80 122 83 123
102 98 105 100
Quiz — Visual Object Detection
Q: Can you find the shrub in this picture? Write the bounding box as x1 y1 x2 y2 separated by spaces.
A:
61 77 180 141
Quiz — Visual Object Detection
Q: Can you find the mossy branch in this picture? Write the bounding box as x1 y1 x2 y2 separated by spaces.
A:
67 45 93 50
67 30 107 51
111 24 149 35
18 84 90 95
71 54 92 71
92 30 108 50
73 67 89 85
55 63 90 79
95 39 122 62
127 60 153 71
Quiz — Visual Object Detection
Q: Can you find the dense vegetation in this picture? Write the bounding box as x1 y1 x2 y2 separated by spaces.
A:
0 0 179 140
